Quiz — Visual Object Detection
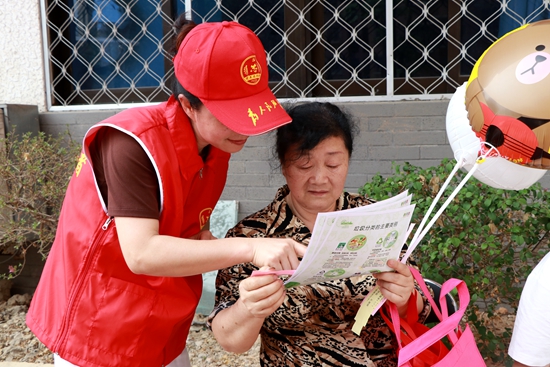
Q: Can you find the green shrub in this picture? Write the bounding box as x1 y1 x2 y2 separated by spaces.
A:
359 159 550 364
0 131 81 278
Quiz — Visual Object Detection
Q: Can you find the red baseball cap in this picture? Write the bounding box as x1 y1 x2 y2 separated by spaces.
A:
173 21 291 136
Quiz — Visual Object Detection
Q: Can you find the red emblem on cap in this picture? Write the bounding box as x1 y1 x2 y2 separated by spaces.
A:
240 55 262 85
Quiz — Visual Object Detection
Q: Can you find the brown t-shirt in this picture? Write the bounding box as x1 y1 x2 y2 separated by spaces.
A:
88 127 160 219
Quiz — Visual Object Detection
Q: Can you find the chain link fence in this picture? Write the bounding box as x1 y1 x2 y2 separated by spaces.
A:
41 0 550 108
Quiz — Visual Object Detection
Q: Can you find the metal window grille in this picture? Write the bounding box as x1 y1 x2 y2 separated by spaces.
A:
40 0 550 109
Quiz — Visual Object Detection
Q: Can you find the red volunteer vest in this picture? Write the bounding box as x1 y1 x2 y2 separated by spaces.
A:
26 97 230 367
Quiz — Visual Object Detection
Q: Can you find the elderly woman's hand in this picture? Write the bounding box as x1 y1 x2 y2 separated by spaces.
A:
372 259 416 317
236 267 287 319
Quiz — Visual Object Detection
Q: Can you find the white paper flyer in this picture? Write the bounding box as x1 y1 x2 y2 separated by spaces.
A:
281 192 415 288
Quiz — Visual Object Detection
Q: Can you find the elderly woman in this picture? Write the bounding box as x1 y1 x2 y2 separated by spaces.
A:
208 102 430 367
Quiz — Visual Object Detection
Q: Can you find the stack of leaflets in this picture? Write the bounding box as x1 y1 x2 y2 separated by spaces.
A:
253 191 416 288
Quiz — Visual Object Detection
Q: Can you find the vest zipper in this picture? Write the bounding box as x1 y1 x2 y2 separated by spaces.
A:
102 216 113 230
52 215 114 354
199 168 203 179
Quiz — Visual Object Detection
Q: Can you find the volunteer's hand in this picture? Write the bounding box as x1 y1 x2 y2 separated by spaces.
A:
250 239 307 270
236 267 286 319
373 259 415 311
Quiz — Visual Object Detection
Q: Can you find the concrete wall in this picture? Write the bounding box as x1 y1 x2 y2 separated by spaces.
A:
41 99 550 222
0 0 46 111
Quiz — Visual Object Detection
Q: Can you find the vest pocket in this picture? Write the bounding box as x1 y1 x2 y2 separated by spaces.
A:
85 276 158 358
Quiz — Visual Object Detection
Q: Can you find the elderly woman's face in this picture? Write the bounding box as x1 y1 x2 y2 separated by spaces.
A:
282 136 349 214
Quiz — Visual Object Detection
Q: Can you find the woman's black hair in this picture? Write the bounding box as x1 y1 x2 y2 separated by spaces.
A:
170 14 202 110
275 102 358 167
171 79 202 110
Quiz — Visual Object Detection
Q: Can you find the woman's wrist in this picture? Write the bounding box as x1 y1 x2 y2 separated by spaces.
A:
397 289 417 318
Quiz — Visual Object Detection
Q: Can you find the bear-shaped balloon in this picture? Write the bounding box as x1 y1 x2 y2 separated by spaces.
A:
465 19 550 169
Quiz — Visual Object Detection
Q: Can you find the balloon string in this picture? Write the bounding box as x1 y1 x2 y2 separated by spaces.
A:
477 142 501 162
409 159 463 247
408 145 497 254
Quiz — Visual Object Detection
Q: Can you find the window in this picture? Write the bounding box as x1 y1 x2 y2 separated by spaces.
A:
46 0 178 105
42 0 550 108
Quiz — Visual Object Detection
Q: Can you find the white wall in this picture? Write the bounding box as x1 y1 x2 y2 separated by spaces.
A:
0 0 46 111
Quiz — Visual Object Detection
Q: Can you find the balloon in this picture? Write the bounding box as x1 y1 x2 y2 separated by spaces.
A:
465 19 550 170
446 19 550 190
446 83 546 190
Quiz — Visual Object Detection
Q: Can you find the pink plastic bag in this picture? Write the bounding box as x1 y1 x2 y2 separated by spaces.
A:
386 267 486 367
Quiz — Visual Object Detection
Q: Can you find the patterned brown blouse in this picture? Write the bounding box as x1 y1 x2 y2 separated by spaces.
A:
208 185 430 367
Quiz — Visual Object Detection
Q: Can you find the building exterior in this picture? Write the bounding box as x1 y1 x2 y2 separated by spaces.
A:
1 0 550 220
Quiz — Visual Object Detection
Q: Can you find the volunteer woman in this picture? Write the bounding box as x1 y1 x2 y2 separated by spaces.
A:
27 17 306 367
